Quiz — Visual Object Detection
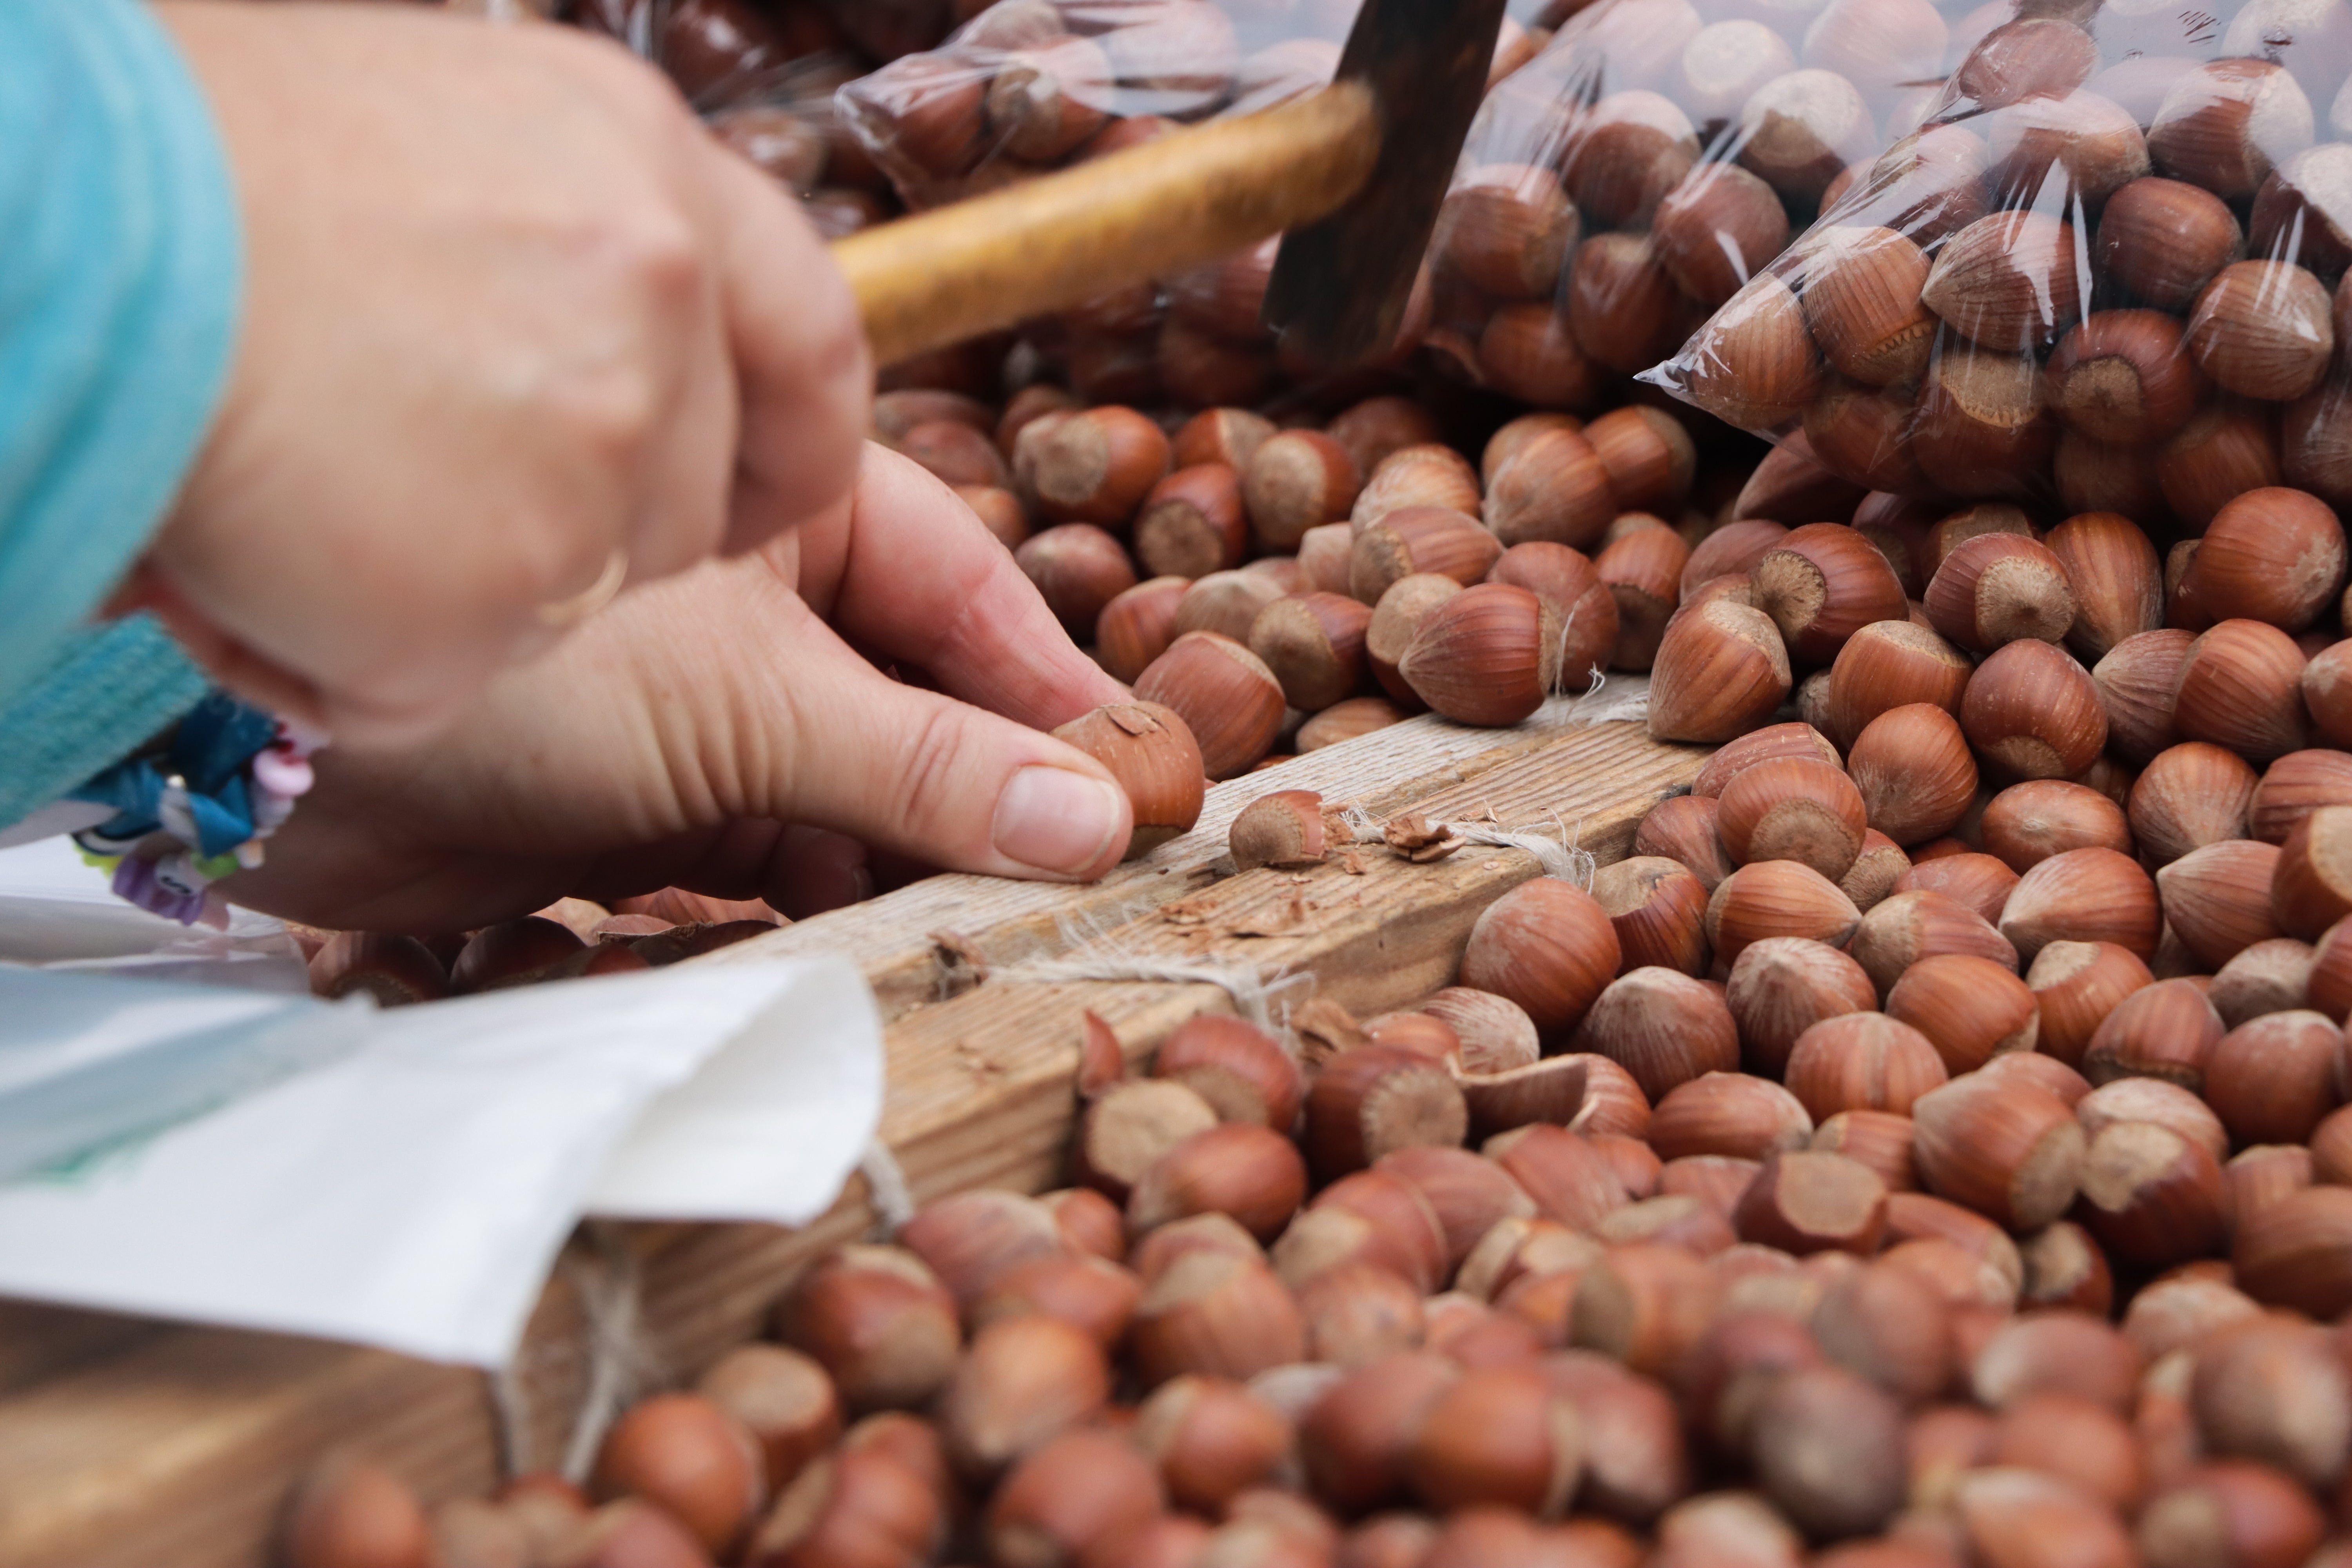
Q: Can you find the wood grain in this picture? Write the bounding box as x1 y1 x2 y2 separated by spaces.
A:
0 699 1698 1568
835 85 1376 367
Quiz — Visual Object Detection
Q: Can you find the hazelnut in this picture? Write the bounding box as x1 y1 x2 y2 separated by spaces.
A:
2044 312 2206 449
1803 378 1932 496
1247 592 1370 713
2126 744 2258 869
1015 523 1138 639
1705 860 1864 970
1594 523 1692 670
1913 346 2058 501
2209 936 2318 1026
1749 1364 1909 1539
1566 237 1691 381
1951 16 2098 108
1132 633 1284 780
1844 705 1978 850
1895 851 2021 926
1692 722 1842 799
2095 175 2246 314
1570 1241 1723 1379
2187 261 2338 401
2251 746 2352 842
2160 838 2294 967
2000 846 2161 963
1648 600 1795 743
1980 780 2132 872
1842 827 1911 911
1714 757 1869 883
2271 803 2352 937
1488 543 1620 686
1885 951 2039 1073
1476 304 1609 410
1132 1376 1291 1517
2016 1220 2114 1316
1677 274 1825 431
1739 69 1878 203
1590 855 1711 979
1824 621 1972 747
2091 629 2194 765
2204 1008 2347 1145
1653 161 1792 307
2233 1184 2352 1316
1327 397 1441 480
1295 1045 1465 1185
1174 568 1286 644
1127 1123 1307 1241
1809 1108 1918 1195
1909 1078 2085 1231
1484 426 1617 552
309 932 448 1007
1784 1011 1949 1120
1574 968 1744 1103
1682 519 1792 594
775 1247 962 1414
1351 445 1482 534
984 1428 1163 1568
1241 432 1360 553
1644 1069 1810 1165
2148 58 2317 200
1960 638 2107 781
1800 0 1947 104
1363 572 1463 708
1924 534 2076 654
2159 402 2288 532
1675 17 1800 129
2043 511 2163 663
1562 89 1703 227
1851 886 2019 996
1024 406 1172 527
2178 619 2313 764
1172 407 1274 473
1227 791 1337 874
1922 212 2085 354
1406 1366 1583 1518
1811 1253 1956 1404
1636 793 1737 893
283 1458 433 1568
1350 506 1503 605
1981 89 2152 211
1751 522 1907 665
1726 936 1878 1077
1397 581 1563 727
897 1189 1063 1309
1294 522 1354 599
2185 486 2348 633
1295 1351 1459 1516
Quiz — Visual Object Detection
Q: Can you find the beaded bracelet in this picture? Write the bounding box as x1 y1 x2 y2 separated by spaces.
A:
67 691 323 926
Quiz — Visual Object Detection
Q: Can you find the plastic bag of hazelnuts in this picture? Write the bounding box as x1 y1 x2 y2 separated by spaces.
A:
830 1 1555 406
565 0 909 240
1639 0 2352 527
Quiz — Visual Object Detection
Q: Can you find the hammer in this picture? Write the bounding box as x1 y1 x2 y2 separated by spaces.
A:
828 0 1510 370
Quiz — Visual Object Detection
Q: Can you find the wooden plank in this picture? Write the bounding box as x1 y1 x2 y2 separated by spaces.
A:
0 701 1697 1568
702 685 1657 1020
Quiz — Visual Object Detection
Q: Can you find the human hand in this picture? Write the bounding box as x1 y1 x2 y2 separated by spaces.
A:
221 446 1138 933
130 2 868 747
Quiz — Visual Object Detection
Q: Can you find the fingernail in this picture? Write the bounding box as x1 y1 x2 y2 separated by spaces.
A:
993 766 1127 875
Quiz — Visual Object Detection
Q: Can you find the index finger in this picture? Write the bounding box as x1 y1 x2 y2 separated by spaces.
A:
821 445 1131 730
700 142 873 554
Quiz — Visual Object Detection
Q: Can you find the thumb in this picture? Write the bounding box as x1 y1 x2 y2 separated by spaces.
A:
762 626 1136 882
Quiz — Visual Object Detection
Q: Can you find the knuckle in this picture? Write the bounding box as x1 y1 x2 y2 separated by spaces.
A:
889 706 978 844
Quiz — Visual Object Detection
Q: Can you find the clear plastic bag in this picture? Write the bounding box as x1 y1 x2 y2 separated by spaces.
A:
831 1 1554 394
1638 0 2351 523
564 0 907 236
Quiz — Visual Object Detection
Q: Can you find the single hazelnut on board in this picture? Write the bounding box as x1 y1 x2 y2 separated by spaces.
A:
1050 702 1205 859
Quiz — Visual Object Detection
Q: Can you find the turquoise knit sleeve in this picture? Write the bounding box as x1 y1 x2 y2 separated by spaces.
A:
0 0 244 827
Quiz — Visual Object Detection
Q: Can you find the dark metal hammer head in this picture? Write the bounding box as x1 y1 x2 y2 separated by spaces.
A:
1262 0 1510 367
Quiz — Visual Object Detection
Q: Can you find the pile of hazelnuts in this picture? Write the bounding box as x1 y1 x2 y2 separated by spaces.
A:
1666 0 2351 523
278 767 2352 1568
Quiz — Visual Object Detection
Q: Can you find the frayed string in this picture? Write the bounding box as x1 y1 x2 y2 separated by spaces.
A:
860 1140 917 1240
557 1221 652 1486
1338 805 1593 888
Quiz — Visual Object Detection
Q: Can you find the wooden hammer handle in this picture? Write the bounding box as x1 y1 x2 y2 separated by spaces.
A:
828 83 1379 370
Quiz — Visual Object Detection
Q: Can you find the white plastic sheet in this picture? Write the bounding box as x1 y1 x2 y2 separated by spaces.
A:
0 841 885 1368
